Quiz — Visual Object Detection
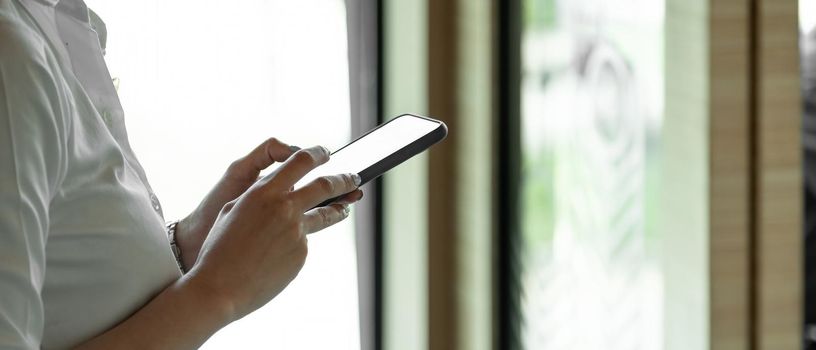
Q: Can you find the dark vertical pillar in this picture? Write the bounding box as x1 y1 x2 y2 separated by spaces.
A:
496 0 522 349
427 1 460 349
346 0 383 349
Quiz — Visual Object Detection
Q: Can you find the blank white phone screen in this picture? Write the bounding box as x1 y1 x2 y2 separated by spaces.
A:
294 115 440 191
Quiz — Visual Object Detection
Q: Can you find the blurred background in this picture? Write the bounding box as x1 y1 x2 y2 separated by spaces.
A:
85 2 361 349
86 0 809 349
519 1 662 348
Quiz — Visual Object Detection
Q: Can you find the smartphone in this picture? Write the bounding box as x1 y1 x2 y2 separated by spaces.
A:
295 114 448 207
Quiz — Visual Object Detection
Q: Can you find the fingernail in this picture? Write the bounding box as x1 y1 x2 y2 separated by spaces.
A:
321 146 331 155
351 173 362 186
342 204 351 216
289 145 301 153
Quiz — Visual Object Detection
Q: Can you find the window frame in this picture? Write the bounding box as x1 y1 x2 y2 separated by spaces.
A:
345 0 384 349
496 0 523 349
496 0 804 348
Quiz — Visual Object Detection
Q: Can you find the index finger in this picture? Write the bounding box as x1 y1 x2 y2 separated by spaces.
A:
262 146 330 190
229 138 297 180
290 173 360 210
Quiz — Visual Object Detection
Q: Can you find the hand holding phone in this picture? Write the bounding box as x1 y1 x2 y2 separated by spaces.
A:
295 114 448 208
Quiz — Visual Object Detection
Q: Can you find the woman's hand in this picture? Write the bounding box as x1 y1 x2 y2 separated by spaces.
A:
173 138 293 270
174 138 359 270
76 144 363 349
184 145 363 321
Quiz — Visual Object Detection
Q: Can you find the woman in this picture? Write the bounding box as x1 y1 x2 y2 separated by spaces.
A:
0 0 364 348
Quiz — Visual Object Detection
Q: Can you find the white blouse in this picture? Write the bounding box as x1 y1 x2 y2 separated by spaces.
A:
0 0 181 348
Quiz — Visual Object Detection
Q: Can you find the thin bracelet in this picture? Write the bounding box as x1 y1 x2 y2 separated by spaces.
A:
166 221 186 274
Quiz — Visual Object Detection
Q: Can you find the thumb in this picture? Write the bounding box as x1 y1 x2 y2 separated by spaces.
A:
228 138 298 180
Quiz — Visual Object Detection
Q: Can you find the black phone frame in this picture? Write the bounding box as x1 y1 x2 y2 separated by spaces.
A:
314 114 448 208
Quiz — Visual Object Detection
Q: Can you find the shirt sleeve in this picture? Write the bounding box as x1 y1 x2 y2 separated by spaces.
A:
0 19 68 349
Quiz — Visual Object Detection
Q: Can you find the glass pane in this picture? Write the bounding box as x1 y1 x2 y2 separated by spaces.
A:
519 0 664 348
84 1 360 349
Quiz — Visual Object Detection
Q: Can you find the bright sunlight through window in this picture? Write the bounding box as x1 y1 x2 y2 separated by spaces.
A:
84 1 360 349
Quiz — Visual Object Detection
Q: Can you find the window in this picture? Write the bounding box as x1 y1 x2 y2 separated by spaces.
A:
518 0 664 348
85 1 361 348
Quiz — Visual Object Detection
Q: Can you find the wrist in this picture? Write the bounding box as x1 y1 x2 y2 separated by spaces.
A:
175 215 205 270
178 270 237 325
166 221 187 273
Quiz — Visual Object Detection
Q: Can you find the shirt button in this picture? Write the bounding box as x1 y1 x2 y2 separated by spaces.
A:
149 193 161 212
101 111 112 124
